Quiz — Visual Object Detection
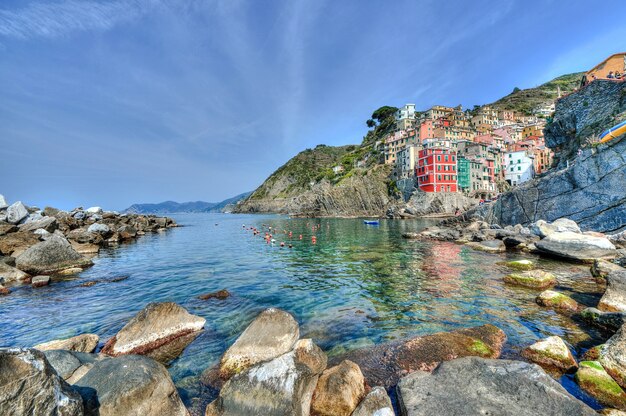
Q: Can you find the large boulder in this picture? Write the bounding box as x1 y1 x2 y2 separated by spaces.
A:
35 333 99 353
599 270 626 312
5 201 28 224
101 302 205 363
351 386 393 416
74 354 188 416
0 222 18 236
599 325 626 389
0 194 7 210
85 206 103 214
206 339 327 416
0 231 40 256
310 360 366 416
0 261 29 284
219 308 300 380
535 231 616 261
521 336 577 371
15 236 93 274
575 361 626 410
66 228 104 245
332 324 506 388
397 357 596 416
0 348 83 416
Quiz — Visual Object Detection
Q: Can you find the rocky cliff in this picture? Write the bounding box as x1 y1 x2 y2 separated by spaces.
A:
474 80 626 233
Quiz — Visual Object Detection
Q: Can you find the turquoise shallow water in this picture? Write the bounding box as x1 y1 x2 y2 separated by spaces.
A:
0 213 609 410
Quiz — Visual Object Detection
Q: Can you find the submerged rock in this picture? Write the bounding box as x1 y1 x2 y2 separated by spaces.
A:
397 357 596 416
34 333 99 353
599 270 626 312
503 270 556 289
535 231 616 261
536 290 579 312
207 339 327 416
310 360 366 416
219 308 299 380
521 336 577 372
15 237 93 275
580 308 626 333
74 354 188 416
332 324 506 388
199 289 231 300
351 386 393 416
101 302 205 364
500 259 535 270
0 348 83 416
575 361 626 410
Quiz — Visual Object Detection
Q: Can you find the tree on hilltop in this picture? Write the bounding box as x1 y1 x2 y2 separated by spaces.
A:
371 106 398 123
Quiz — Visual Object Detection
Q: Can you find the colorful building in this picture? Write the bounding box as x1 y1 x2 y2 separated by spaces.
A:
395 104 416 130
416 147 458 193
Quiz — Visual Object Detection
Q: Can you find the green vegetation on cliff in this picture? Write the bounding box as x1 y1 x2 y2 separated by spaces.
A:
491 72 583 115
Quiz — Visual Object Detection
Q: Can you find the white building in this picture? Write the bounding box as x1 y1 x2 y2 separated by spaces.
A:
395 104 416 130
396 144 421 179
504 150 534 186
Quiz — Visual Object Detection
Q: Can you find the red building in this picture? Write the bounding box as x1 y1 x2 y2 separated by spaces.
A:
416 147 458 192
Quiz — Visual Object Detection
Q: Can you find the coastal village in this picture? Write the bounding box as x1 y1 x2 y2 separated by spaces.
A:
1 46 626 416
359 53 626 200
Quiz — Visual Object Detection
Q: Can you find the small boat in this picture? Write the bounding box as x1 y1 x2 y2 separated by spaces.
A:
599 120 626 144
363 220 380 225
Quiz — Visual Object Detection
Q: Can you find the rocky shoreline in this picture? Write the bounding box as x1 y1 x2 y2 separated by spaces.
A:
0 195 177 294
4 196 626 414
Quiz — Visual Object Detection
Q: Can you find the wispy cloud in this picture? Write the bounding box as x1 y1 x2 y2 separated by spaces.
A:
0 0 160 39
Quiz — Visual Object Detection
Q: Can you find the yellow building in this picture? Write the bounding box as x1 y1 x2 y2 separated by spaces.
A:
584 53 626 83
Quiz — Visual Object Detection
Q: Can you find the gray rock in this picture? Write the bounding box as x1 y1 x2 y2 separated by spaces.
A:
535 231 616 261
219 307 299 380
74 354 187 416
42 349 103 384
599 270 626 312
6 201 28 224
0 348 83 415
207 339 327 416
0 194 7 210
352 386 394 416
87 223 111 235
15 236 93 274
85 206 103 214
73 211 85 220
18 216 58 233
397 357 596 416
101 302 205 363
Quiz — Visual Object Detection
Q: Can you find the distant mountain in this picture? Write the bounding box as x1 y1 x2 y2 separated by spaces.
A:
123 192 251 214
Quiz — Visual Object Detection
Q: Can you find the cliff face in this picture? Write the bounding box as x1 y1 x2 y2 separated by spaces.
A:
545 80 626 168
235 164 393 217
476 80 626 233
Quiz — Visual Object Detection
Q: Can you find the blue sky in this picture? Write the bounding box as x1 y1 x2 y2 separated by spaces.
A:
1 0 625 210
